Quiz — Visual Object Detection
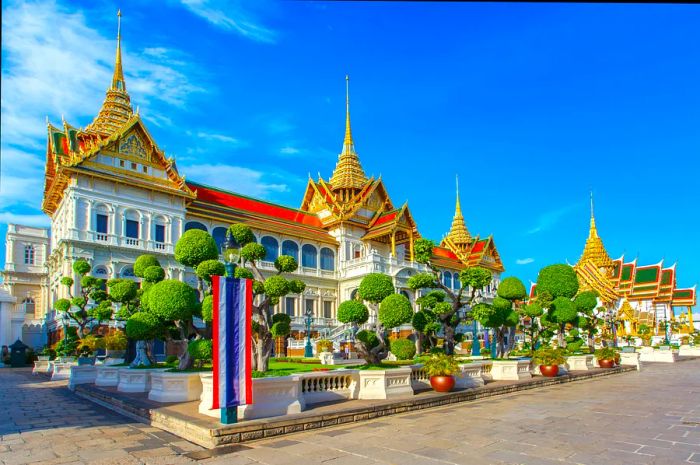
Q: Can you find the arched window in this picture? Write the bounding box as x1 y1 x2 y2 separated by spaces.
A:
442 271 452 288
453 274 461 290
350 289 359 301
282 240 299 261
261 236 279 262
22 298 35 316
121 266 135 279
320 247 335 271
400 290 411 301
24 245 35 265
212 227 228 252
301 244 317 268
124 210 140 239
93 266 108 278
184 221 208 232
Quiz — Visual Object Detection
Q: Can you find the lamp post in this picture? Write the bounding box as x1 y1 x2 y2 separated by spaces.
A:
471 318 481 356
304 306 314 358
662 318 669 345
222 233 240 278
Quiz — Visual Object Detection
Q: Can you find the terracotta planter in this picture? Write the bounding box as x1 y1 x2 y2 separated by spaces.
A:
539 365 559 377
430 375 455 392
598 359 615 368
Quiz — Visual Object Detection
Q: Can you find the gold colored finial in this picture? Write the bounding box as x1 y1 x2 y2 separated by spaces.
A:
578 191 614 271
445 174 470 247
112 9 125 92
329 75 367 191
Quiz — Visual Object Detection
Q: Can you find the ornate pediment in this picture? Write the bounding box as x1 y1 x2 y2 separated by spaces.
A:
119 131 148 160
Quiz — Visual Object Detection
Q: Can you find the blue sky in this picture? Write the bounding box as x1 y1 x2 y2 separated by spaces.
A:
1 1 698 308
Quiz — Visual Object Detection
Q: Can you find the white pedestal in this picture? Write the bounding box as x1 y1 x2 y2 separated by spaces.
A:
490 360 532 381
565 355 594 371
455 363 484 388
69 365 97 390
357 367 413 399
619 352 641 370
149 371 203 402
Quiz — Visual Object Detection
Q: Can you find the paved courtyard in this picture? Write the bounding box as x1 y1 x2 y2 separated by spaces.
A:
1 360 700 465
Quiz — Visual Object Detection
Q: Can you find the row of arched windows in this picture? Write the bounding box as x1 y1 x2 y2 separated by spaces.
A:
184 222 336 271
442 271 461 290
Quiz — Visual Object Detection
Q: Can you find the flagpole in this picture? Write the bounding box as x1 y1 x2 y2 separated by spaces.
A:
219 235 240 425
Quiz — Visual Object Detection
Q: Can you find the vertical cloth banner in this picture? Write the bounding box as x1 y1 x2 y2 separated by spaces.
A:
211 276 253 409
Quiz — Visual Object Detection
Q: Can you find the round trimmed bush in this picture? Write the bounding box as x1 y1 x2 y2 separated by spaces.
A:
228 224 256 246
241 243 266 262
263 275 289 298
337 300 369 325
356 330 379 349
274 255 298 273
196 259 225 284
187 339 213 362
390 338 416 360
175 229 219 268
125 312 161 340
143 265 165 283
497 276 527 300
73 259 91 276
109 280 138 303
134 255 161 278
378 294 413 329
537 264 579 299
145 279 198 321
550 296 578 325
358 273 394 304
234 267 254 279
201 295 213 323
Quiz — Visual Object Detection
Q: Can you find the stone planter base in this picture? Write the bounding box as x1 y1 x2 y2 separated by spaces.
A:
679 345 700 357
51 362 76 380
117 368 166 393
33 359 50 375
455 364 485 389
95 365 123 387
565 355 594 371
102 358 125 366
639 349 678 363
358 367 413 400
149 371 203 403
491 360 532 381
619 352 641 370
69 365 97 390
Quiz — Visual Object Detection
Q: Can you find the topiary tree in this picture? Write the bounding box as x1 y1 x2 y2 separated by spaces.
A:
407 238 493 355
390 338 416 360
174 229 220 298
125 311 161 366
225 223 306 372
412 291 444 354
573 291 600 350
534 264 582 347
518 301 544 353
187 339 213 368
56 259 110 337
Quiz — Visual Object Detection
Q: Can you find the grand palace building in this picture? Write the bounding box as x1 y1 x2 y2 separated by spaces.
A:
0 18 505 349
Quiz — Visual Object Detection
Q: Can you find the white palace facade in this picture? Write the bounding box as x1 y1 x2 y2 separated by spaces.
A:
1 19 505 348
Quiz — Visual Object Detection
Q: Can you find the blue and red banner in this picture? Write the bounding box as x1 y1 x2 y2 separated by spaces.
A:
211 276 253 409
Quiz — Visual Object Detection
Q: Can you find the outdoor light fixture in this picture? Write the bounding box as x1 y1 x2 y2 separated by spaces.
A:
222 233 240 277
304 306 314 358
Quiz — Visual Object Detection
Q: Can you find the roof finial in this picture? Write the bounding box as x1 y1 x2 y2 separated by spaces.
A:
589 190 597 238
329 75 367 190
111 9 126 92
343 74 354 152
455 174 462 216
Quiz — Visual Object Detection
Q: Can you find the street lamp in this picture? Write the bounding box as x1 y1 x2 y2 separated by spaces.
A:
304 306 314 358
61 312 70 342
471 318 481 356
222 233 240 278
661 318 670 345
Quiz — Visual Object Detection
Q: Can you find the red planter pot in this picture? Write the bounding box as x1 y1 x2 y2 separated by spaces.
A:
598 359 615 368
539 365 559 377
430 375 455 392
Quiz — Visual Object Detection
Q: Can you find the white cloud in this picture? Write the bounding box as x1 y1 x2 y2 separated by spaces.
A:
178 0 277 43
516 258 535 265
280 146 300 155
526 203 580 235
0 212 50 228
197 132 241 144
181 163 291 198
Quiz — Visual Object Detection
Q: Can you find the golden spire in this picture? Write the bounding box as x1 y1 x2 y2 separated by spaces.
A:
85 9 133 136
329 75 367 191
578 191 614 271
446 175 471 246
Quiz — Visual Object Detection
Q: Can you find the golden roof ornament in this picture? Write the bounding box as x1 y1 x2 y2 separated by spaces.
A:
85 9 133 136
446 175 471 246
329 75 368 191
578 192 614 271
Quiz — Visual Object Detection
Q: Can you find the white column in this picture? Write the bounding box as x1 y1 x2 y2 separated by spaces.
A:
87 200 94 232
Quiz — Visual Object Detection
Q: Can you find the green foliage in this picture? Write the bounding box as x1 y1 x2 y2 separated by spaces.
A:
473 300 518 329
274 255 298 273
575 291 598 313
337 300 370 325
234 267 254 279
187 339 213 362
54 336 79 357
143 265 165 283
165 355 178 364
71 297 86 308
413 238 435 264
134 255 161 278
459 267 492 291
594 347 616 361
416 290 446 309
80 275 97 289
104 331 128 350
497 277 527 301
228 223 256 246
272 313 291 325
252 280 266 295
108 280 138 303
358 273 394 303
316 339 334 352
432 301 452 316
145 279 198 322
73 259 91 276
125 312 161 340
241 243 266 262
196 259 225 285
55 298 71 313
270 321 291 338
423 353 459 377
201 295 213 323
565 329 585 353
412 309 438 333
88 301 113 322
60 277 74 287
356 330 379 349
390 338 416 360
637 324 652 336
378 294 413 329
263 275 290 298
532 347 566 365
287 279 306 294
536 264 579 299
174 229 219 268
407 272 438 290
480 347 491 357
521 302 544 318
549 297 578 325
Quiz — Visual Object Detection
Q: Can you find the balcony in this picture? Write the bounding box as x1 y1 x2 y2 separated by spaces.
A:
339 253 427 279
256 260 337 280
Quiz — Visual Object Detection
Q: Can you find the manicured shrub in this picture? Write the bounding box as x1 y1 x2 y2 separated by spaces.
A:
274 255 298 273
337 300 369 325
125 312 161 341
143 265 165 283
134 255 161 278
378 294 413 329
532 346 566 366
390 338 416 360
228 223 256 246
316 339 334 353
536 264 579 299
196 260 225 285
104 331 128 350
497 276 527 301
145 279 198 322
423 354 459 377
356 330 379 349
187 339 213 364
175 229 219 268
358 273 394 303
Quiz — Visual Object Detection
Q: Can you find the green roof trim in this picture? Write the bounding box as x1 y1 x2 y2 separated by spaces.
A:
661 270 672 285
621 265 633 281
634 267 659 284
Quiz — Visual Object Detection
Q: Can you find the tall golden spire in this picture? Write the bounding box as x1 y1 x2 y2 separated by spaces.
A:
446 175 471 246
578 191 614 271
85 9 133 136
329 75 367 191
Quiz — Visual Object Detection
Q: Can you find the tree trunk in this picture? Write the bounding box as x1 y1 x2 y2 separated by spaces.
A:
496 328 505 358
256 334 274 373
415 331 422 356
175 339 193 370
443 325 455 355
130 340 152 367
558 325 565 348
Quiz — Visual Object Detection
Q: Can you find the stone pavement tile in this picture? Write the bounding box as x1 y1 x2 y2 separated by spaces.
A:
86 456 143 465
636 445 697 462
143 455 199 465
198 455 257 465
410 445 475 463
484 449 567 465
688 452 700 463
130 446 179 459
235 446 306 465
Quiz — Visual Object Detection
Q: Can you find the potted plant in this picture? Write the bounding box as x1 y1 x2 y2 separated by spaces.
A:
532 347 566 377
104 331 128 359
594 347 616 368
423 353 459 392
77 335 99 365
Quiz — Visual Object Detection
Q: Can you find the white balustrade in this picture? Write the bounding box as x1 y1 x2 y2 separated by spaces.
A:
300 370 358 404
